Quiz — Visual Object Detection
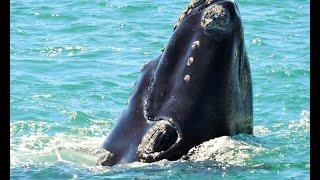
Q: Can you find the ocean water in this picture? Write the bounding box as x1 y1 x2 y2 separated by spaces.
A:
10 0 310 179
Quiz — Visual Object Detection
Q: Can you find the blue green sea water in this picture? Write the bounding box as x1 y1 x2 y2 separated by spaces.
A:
10 0 310 179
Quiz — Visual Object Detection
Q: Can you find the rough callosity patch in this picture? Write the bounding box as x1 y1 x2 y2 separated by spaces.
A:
187 57 194 66
201 4 231 31
173 0 206 30
192 40 200 49
96 150 117 166
184 74 191 82
137 120 178 162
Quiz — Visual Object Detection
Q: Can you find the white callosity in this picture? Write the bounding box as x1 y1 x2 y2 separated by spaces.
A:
192 40 200 49
201 4 231 31
187 57 194 66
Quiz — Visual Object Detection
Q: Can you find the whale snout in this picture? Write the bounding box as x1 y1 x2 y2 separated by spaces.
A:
201 4 231 31
201 1 238 39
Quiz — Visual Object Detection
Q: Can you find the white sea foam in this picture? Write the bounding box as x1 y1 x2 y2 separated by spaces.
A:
32 94 53 99
10 131 106 168
184 136 265 166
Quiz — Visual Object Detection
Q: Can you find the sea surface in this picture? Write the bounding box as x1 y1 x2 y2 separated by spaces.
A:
10 0 310 179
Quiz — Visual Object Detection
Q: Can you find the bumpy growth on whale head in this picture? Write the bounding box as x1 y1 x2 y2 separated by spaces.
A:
98 0 252 166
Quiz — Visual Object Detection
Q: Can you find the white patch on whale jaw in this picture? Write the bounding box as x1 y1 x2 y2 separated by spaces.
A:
201 3 233 40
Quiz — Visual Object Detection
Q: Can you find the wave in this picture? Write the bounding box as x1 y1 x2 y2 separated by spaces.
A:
10 110 309 173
